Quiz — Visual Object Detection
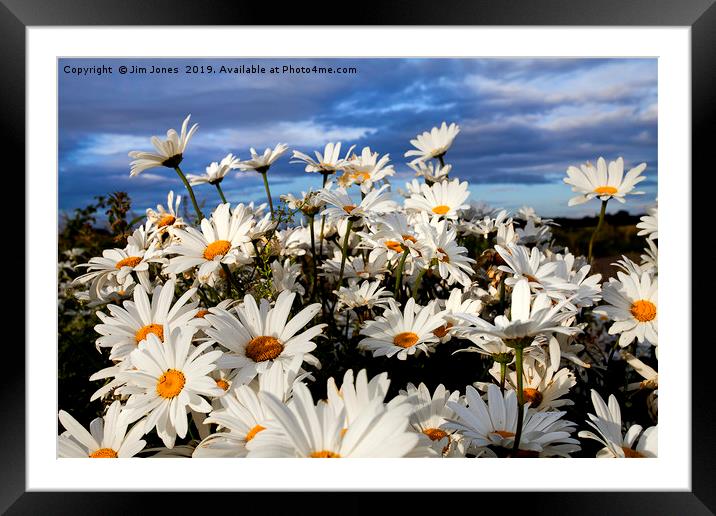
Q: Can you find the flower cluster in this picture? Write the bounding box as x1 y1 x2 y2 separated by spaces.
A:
59 116 657 459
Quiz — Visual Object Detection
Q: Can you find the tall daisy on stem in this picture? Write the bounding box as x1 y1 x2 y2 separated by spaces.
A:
404 122 460 167
563 157 647 262
238 144 289 216
128 114 204 220
454 279 579 453
292 142 355 261
319 184 396 287
187 153 241 204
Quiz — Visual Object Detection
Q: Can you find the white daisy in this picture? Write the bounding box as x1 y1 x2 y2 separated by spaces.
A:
516 218 552 245
73 243 162 304
401 383 465 457
595 271 658 348
463 209 512 239
358 212 429 264
516 206 554 226
280 189 324 216
408 161 452 184
238 144 289 173
270 259 305 296
326 369 397 426
322 252 389 283
119 328 224 448
165 203 254 282
563 157 647 206
430 288 484 343
202 291 324 384
247 382 418 458
193 360 303 457
319 184 397 224
420 220 476 287
578 390 657 458
94 278 200 362
359 298 447 360
291 142 354 175
623 352 658 391
641 239 658 272
454 278 579 346
334 280 394 312
405 178 470 220
187 153 241 185
128 114 198 176
58 401 146 458
146 190 186 243
637 203 658 240
404 122 460 163
340 147 395 194
443 384 580 457
496 243 578 301
482 342 576 411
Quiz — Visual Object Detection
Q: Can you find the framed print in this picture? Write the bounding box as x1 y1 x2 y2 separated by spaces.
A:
6 0 714 513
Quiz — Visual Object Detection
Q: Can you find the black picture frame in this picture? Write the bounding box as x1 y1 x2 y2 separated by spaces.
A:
5 0 712 513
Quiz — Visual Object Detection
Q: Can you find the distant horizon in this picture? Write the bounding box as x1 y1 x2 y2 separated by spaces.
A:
59 57 657 218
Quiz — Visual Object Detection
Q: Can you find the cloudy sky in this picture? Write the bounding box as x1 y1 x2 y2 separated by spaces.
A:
59 58 657 218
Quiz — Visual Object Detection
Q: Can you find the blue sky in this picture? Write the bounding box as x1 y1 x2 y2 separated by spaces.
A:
59 58 657 218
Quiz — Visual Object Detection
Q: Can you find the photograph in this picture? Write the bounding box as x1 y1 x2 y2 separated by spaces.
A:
56 56 660 460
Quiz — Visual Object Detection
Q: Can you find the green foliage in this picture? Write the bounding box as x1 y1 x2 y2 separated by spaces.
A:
58 192 134 425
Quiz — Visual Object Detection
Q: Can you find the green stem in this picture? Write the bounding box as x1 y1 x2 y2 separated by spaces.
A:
318 172 329 258
512 345 525 455
587 199 608 264
309 214 317 299
260 171 274 216
394 248 410 299
437 154 446 168
214 182 228 204
499 277 506 312
220 263 236 298
337 218 354 287
174 166 204 221
499 361 507 394
412 267 427 300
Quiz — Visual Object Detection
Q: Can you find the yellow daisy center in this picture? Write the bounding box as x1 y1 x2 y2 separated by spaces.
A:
195 309 210 318
523 388 543 408
135 324 164 343
310 450 341 458
621 446 646 458
436 247 450 262
432 323 453 339
203 240 231 260
156 369 186 399
594 186 618 195
630 300 656 322
393 332 419 348
494 430 515 439
115 256 142 269
523 274 540 283
343 205 357 214
157 214 176 228
215 379 230 391
402 234 417 244
245 336 284 362
89 448 118 458
385 240 404 253
432 205 450 215
351 171 371 182
423 428 448 441
245 424 266 442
